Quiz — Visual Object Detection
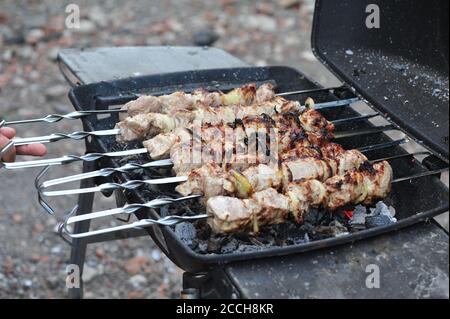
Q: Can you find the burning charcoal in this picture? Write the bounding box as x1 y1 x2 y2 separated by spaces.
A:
313 220 349 238
175 222 197 248
349 205 368 230
365 201 397 228
220 238 238 254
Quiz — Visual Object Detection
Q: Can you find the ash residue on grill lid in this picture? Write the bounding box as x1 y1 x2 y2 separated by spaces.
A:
312 0 449 161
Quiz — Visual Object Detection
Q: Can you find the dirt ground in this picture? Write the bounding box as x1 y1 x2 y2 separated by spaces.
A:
0 0 447 299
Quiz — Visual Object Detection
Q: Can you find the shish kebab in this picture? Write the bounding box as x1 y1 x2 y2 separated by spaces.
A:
61 160 395 237
206 160 393 234
40 111 373 196
61 160 448 238
116 94 333 143
0 83 358 127
7 94 374 150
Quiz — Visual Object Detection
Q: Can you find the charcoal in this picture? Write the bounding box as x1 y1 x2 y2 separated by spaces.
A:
220 238 238 254
207 237 224 253
235 244 259 253
196 242 208 254
365 201 397 228
313 220 349 238
349 205 367 230
175 222 197 248
365 215 395 228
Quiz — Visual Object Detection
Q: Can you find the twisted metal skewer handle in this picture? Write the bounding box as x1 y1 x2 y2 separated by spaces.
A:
11 128 120 146
2 109 126 126
1 148 148 170
40 159 173 188
62 214 208 239
41 175 188 196
66 195 202 224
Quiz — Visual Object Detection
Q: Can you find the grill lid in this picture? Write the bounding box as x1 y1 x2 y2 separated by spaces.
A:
312 0 449 161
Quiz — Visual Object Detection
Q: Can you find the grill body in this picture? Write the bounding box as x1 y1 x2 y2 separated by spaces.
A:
69 66 449 272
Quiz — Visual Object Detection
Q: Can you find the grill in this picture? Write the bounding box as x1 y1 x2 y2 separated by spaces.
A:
0 0 448 281
2 66 448 272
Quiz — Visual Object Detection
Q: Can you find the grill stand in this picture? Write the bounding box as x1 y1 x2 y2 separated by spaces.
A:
58 46 449 299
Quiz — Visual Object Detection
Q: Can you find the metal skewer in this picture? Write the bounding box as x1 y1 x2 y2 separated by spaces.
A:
5 109 375 150
40 137 404 190
0 148 151 170
0 109 125 127
1 85 354 127
2 124 404 172
11 129 121 146
66 195 202 225
39 147 417 198
60 166 448 240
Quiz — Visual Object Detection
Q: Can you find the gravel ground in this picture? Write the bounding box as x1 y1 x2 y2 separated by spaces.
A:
0 0 447 299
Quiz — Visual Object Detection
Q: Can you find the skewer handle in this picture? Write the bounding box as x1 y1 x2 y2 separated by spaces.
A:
0 148 148 170
2 109 126 126
10 128 120 146
61 214 208 240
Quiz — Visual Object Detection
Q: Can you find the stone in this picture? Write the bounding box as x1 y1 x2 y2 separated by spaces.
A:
193 30 219 46
45 84 67 99
128 274 147 288
240 14 277 32
25 29 45 45
75 20 97 34
82 264 100 283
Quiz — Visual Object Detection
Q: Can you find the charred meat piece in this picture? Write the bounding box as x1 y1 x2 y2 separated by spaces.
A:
205 161 393 234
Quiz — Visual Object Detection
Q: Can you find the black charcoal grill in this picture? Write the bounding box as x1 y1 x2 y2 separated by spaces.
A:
1 0 448 298
62 64 448 272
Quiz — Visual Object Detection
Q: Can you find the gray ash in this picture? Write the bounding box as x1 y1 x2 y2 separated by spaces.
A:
163 200 397 255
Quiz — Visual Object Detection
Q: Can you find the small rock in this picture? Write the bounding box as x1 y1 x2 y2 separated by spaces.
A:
257 2 275 15
47 47 60 61
22 279 33 288
3 260 14 274
12 213 23 224
32 222 45 236
193 30 219 46
278 0 302 9
82 264 100 283
74 20 97 35
50 245 62 255
128 274 147 289
151 249 161 261
25 29 45 45
128 290 145 299
45 275 60 289
124 256 149 275
95 247 106 259
240 14 277 32
45 84 67 99
87 7 108 28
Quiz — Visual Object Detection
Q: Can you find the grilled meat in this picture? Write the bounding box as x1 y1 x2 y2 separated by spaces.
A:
143 112 332 160
116 92 334 142
207 188 290 234
122 83 275 118
206 161 393 233
175 148 368 199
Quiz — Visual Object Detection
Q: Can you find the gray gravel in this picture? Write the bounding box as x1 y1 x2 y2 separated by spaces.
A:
0 0 447 299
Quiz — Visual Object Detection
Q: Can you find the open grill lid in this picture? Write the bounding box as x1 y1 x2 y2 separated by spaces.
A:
312 0 449 161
